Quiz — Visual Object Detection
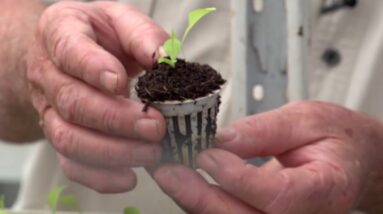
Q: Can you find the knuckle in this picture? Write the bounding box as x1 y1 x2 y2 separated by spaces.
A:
41 4 91 65
264 172 293 213
239 115 273 152
205 186 233 214
39 3 61 26
39 2 78 37
77 50 98 79
130 20 156 38
45 1 71 13
101 145 121 166
230 167 254 197
201 188 234 214
51 32 73 66
29 87 48 116
26 65 38 85
129 145 161 166
326 162 355 203
44 1 83 17
60 158 77 181
305 166 332 200
123 147 139 166
101 108 120 133
52 33 98 79
51 123 75 157
53 1 80 9
56 83 84 121
26 57 50 86
193 193 214 213
189 185 233 214
128 20 162 50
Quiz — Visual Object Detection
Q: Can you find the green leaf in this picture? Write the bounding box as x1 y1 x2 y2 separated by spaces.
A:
162 31 182 63
182 7 216 42
47 186 66 214
0 195 4 209
0 195 7 214
59 195 79 208
123 207 140 214
158 57 176 67
47 186 81 214
158 7 216 67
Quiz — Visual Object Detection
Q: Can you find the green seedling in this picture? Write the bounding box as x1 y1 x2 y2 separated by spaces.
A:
158 31 181 67
158 7 216 67
0 195 7 214
123 206 140 214
47 186 81 214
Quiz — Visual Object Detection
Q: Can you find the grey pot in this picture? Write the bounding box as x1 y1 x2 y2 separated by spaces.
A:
152 90 221 168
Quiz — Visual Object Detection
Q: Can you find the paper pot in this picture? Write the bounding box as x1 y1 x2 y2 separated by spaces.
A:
151 90 221 168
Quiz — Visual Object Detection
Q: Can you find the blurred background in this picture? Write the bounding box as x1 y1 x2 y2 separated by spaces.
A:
0 143 35 207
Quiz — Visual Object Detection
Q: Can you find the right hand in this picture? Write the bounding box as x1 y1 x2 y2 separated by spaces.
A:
26 1 168 193
154 101 383 213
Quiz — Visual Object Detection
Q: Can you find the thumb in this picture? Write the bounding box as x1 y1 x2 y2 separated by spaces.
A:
215 101 349 158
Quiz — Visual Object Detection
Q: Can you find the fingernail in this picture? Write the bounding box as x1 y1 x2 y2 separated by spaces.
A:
158 47 166 57
100 71 118 92
143 41 161 61
151 47 166 64
134 118 160 141
215 128 237 144
154 168 180 194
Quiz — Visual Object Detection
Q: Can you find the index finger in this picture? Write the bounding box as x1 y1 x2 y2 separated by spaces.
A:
197 149 351 214
153 164 258 214
39 2 167 93
99 2 169 67
215 101 356 158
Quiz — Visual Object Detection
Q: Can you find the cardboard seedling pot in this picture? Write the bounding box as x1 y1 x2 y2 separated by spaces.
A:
151 90 221 168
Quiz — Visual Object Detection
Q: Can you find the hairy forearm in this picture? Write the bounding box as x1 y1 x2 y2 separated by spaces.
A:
355 118 383 213
0 0 45 142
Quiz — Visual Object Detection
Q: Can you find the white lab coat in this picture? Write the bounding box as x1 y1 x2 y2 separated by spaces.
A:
12 0 383 213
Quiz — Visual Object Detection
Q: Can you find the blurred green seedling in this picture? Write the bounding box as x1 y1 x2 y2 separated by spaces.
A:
123 206 140 214
47 186 81 214
0 195 7 214
158 7 216 67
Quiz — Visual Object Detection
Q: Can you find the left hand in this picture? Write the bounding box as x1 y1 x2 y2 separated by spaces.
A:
153 101 383 214
26 1 168 193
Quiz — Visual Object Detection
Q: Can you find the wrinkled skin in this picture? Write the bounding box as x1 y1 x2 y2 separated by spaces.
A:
154 101 383 214
24 1 383 213
26 1 168 193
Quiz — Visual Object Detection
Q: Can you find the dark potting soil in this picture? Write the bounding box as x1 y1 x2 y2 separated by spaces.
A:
136 59 226 102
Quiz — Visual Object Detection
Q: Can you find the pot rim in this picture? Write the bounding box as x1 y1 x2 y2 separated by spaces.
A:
151 89 221 105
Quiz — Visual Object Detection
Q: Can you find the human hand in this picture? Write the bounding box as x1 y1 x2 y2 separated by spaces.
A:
154 101 383 213
26 1 168 193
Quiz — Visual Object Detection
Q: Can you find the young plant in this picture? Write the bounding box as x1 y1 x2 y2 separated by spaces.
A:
47 186 81 214
0 195 7 214
123 206 140 214
158 7 216 67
